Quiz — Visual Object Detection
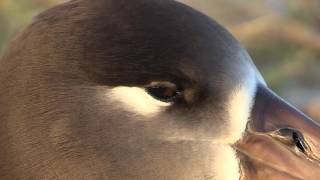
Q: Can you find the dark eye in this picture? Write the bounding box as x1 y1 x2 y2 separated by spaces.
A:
146 82 182 103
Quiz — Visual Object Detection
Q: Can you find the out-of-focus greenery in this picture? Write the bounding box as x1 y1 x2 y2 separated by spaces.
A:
0 0 62 51
0 0 320 116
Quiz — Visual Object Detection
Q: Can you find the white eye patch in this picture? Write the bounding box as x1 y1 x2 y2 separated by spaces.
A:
108 86 171 117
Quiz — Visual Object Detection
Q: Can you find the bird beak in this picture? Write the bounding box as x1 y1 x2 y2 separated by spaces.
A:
235 85 320 180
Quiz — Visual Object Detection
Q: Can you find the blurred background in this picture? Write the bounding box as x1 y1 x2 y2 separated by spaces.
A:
0 0 319 119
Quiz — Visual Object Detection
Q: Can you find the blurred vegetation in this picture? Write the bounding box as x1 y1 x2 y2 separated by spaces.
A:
0 0 320 117
0 0 62 51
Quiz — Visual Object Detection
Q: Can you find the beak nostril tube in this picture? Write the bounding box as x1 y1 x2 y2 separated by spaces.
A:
292 131 307 153
237 85 320 178
270 128 309 154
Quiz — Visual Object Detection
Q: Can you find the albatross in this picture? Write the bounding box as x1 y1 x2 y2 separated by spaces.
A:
0 0 319 179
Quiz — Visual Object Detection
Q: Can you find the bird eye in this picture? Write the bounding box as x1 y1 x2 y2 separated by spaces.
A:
145 82 182 103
